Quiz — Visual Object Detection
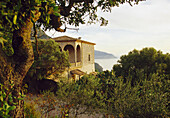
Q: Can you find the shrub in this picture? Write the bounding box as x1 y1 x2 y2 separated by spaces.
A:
0 82 16 117
103 73 169 118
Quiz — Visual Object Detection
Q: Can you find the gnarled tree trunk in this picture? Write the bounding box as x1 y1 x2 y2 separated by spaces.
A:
0 13 40 117
0 0 93 117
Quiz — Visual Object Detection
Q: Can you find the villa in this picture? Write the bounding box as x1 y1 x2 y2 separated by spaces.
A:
52 36 96 80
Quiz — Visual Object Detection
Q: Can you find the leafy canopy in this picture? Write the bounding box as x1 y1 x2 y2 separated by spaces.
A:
113 47 170 82
0 0 144 35
0 0 145 57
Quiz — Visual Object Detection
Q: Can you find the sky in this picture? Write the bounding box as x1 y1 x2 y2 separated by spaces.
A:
45 0 170 57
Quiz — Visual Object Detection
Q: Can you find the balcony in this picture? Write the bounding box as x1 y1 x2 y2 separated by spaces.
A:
70 62 82 68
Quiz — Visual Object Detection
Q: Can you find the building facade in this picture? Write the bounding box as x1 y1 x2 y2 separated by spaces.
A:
52 36 95 80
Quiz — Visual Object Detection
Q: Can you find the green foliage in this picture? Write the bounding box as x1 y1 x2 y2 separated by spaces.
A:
0 0 145 117
0 24 14 56
56 69 169 117
113 47 170 83
0 0 58 54
0 0 145 36
0 0 145 57
110 73 169 118
26 39 70 80
56 75 103 117
0 83 16 117
0 82 25 117
0 0 57 30
23 68 169 117
36 0 61 30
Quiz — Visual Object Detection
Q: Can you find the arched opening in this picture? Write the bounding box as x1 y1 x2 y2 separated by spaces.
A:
77 45 81 62
59 46 62 52
64 45 75 63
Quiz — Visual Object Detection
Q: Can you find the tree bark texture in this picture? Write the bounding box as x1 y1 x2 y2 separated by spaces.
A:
0 12 40 117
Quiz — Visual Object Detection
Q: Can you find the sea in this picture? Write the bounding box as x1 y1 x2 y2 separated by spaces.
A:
95 58 119 71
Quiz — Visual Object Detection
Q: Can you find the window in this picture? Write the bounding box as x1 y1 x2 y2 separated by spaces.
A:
77 45 81 62
88 54 90 61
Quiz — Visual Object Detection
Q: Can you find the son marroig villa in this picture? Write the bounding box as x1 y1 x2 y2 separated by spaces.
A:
51 36 96 81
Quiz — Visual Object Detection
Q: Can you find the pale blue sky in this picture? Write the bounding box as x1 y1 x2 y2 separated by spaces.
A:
45 0 170 57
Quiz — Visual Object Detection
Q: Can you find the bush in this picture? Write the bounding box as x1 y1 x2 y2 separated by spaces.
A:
25 39 70 80
98 73 169 118
56 75 108 117
113 48 170 83
55 71 169 117
23 72 169 118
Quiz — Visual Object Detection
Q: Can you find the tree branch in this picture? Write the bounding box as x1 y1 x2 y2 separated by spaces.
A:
60 0 93 17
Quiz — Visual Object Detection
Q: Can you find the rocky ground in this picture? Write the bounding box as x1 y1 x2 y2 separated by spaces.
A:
24 94 115 118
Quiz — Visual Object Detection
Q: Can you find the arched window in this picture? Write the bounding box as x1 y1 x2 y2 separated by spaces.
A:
64 45 75 63
77 45 81 62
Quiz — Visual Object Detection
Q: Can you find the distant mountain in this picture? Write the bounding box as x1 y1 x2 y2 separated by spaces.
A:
95 62 103 72
31 28 50 40
95 50 116 59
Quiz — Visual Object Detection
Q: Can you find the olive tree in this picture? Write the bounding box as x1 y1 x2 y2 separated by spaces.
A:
0 0 144 117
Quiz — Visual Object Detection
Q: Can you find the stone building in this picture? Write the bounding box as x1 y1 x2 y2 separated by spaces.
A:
52 36 95 80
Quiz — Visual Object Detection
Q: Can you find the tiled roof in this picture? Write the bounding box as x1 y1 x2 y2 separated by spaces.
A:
53 36 77 41
52 36 95 45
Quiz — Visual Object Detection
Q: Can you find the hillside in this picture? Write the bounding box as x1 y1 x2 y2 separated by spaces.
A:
31 28 50 40
95 50 116 59
95 63 103 72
